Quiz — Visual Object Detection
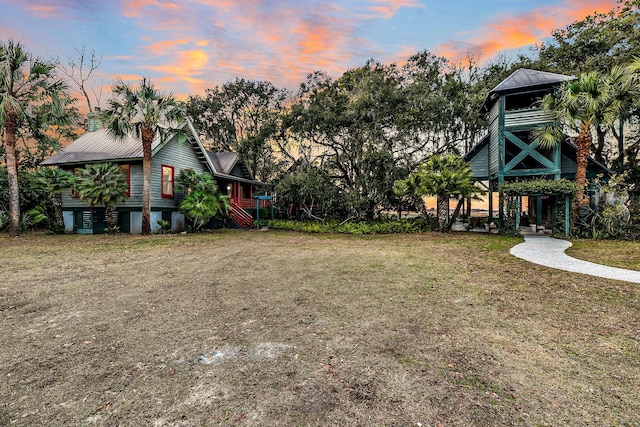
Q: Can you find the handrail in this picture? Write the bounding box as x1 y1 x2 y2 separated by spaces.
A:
229 201 253 229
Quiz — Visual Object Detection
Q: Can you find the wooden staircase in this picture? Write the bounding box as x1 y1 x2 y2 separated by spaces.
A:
229 201 253 229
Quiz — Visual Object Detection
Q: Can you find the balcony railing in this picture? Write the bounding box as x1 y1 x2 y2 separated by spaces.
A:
232 197 272 210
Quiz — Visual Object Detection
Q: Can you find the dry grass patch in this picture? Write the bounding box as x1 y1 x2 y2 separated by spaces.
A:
0 231 639 426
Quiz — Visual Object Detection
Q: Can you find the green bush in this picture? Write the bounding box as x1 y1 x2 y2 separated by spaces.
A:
267 216 438 235
177 170 229 231
0 168 51 218
573 174 637 240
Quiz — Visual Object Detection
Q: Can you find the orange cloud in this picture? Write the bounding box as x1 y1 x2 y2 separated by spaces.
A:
55 1 383 96
144 49 208 75
293 20 338 57
139 48 209 96
145 38 191 54
434 0 618 63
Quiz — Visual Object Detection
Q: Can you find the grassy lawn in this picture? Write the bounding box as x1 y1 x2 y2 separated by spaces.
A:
1 230 638 426
568 239 640 271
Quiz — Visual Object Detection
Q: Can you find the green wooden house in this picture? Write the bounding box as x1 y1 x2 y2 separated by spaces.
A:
41 117 264 233
465 69 609 234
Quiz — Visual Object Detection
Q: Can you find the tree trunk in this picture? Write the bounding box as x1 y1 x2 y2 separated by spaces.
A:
415 196 429 220
594 125 606 165
5 117 21 237
446 197 464 231
105 205 115 230
141 126 154 235
574 122 591 216
613 121 624 169
436 194 449 232
53 193 64 229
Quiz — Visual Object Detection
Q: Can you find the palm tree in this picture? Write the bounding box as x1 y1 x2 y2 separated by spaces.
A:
75 163 128 230
102 78 183 235
533 69 625 210
0 40 69 236
31 168 75 230
176 170 229 231
394 171 430 220
396 154 475 232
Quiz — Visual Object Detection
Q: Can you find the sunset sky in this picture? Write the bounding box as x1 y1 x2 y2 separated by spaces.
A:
1 0 619 104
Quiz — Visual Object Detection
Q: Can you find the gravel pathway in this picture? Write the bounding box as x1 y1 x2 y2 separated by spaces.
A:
510 235 640 284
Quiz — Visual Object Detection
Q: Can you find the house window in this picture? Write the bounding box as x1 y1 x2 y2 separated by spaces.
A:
162 165 174 198
119 164 130 197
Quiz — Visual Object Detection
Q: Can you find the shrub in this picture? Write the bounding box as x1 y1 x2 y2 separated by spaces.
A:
573 174 637 240
177 170 229 231
267 216 438 235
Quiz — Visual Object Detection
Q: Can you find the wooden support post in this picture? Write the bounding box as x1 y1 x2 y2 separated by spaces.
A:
488 185 494 223
497 179 504 229
565 195 570 237
255 198 260 227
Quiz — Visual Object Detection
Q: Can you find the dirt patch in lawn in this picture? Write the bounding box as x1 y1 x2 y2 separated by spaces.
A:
1 231 639 426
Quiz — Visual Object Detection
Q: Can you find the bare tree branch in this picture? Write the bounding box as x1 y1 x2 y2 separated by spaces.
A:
59 46 103 112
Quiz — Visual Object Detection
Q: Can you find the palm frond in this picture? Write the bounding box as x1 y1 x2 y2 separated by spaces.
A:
531 123 564 149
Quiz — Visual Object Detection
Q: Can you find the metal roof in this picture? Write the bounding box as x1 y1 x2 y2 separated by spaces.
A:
205 151 260 185
490 69 573 95
207 152 238 175
41 129 163 166
480 68 574 113
41 118 264 186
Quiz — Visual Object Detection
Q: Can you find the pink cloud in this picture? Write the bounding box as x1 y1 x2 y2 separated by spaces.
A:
434 0 619 63
9 0 620 101
25 4 60 18
117 1 369 96
122 0 181 18
4 0 413 97
367 0 424 19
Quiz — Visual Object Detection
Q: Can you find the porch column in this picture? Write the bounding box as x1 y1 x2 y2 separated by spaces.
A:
488 186 493 223
497 178 504 229
564 195 570 237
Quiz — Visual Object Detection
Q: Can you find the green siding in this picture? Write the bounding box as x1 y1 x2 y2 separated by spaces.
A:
62 192 86 208
504 109 553 129
124 164 143 207
469 143 489 179
151 137 205 209
60 135 206 211
488 102 500 176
